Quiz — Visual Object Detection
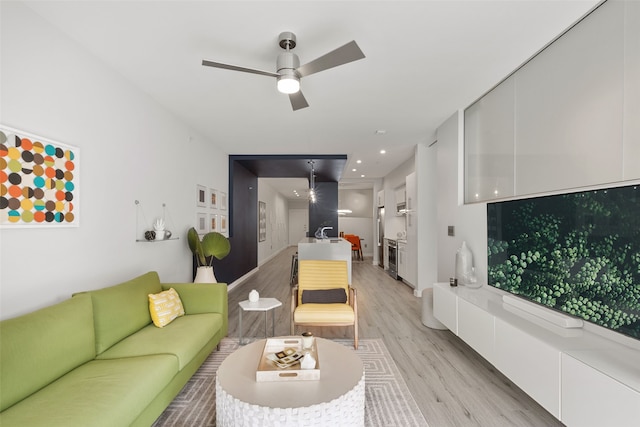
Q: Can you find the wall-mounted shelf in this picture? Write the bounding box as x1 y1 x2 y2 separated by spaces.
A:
135 200 178 243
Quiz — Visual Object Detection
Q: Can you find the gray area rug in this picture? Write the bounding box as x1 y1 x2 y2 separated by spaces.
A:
152 338 428 426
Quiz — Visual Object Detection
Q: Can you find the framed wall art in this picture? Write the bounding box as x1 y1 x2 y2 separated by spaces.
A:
196 185 207 208
1 125 80 228
209 188 218 209
210 213 218 232
220 214 227 234
258 201 266 242
196 212 208 234
220 191 227 210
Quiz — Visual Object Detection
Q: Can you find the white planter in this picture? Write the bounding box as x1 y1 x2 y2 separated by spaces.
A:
194 266 217 283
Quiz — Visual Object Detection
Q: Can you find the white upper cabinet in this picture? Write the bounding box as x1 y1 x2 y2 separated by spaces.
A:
465 0 634 202
464 76 515 202
624 0 640 180
515 0 624 195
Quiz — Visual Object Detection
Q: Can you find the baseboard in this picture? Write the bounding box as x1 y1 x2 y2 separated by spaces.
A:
502 295 584 329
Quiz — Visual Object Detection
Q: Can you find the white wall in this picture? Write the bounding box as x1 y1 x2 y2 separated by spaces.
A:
257 180 290 264
0 3 228 320
436 111 487 284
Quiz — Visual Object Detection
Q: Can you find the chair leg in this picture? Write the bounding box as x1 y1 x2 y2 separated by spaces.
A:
354 323 358 350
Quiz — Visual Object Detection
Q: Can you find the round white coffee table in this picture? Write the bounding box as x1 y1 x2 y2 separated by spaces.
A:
216 337 365 426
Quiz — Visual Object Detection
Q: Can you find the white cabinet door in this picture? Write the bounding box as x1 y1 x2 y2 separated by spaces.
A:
397 241 407 279
464 75 515 202
404 172 417 286
624 0 640 180
458 298 494 360
494 318 561 418
515 0 624 195
377 190 385 207
433 283 457 334
561 354 640 427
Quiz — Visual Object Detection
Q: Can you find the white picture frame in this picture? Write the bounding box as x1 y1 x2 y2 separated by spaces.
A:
210 213 218 232
220 192 227 210
209 188 218 209
196 212 208 233
197 185 207 208
220 214 227 234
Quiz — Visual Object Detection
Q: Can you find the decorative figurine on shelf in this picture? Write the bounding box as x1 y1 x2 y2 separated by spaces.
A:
153 218 166 241
144 230 156 241
249 289 259 303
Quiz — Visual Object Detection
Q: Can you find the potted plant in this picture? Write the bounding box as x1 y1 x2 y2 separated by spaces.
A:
187 227 231 283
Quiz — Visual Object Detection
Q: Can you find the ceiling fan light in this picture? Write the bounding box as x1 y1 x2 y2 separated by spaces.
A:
277 75 300 94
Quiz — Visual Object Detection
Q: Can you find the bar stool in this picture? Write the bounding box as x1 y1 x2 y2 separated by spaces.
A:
290 252 298 286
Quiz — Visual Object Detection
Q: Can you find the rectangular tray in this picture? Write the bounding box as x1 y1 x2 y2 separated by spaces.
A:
256 337 320 382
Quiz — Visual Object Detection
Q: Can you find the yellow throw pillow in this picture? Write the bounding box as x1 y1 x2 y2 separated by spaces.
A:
149 288 185 328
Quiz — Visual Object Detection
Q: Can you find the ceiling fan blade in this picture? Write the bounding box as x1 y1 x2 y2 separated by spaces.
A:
289 91 309 111
296 41 365 78
202 59 279 78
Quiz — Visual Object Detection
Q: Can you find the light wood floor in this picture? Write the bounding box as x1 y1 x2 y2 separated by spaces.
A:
227 246 564 427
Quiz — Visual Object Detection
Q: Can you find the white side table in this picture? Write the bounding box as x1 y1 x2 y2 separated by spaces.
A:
238 298 282 345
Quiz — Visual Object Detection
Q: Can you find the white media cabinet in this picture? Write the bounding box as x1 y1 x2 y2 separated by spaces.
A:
433 282 640 427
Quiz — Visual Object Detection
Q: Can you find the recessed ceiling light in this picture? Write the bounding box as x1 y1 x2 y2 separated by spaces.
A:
352 168 357 172
380 149 386 154
356 160 362 164
360 174 365 178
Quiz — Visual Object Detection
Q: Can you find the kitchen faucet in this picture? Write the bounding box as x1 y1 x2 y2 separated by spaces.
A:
315 226 333 239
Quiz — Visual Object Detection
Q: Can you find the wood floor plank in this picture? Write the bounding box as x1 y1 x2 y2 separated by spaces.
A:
226 246 563 427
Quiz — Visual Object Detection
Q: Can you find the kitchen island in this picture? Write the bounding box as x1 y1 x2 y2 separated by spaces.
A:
298 238 352 284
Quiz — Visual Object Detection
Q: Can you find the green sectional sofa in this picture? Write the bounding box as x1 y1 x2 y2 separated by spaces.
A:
0 271 228 427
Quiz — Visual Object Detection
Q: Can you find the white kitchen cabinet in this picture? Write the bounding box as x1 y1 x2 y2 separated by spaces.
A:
404 172 417 286
394 186 405 206
397 241 407 280
377 190 385 207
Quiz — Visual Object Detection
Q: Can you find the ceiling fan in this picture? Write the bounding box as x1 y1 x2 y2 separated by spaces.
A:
202 32 365 111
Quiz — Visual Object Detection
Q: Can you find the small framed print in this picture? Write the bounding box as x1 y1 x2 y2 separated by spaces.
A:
210 213 218 232
220 192 227 210
196 212 208 233
220 214 227 233
197 185 207 208
209 188 218 209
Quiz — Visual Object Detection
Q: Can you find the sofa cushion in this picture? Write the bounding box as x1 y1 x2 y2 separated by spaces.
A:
83 271 163 354
97 313 223 370
149 288 185 327
0 293 95 412
0 355 178 427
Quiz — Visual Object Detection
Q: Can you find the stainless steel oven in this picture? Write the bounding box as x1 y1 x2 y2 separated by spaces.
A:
387 239 398 279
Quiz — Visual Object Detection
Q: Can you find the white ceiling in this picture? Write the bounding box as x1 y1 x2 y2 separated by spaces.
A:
22 0 600 199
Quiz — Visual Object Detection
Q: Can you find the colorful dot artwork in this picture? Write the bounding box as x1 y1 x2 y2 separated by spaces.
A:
0 126 79 227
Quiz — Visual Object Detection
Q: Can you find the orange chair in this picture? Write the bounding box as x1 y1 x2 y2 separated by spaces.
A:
344 234 363 261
